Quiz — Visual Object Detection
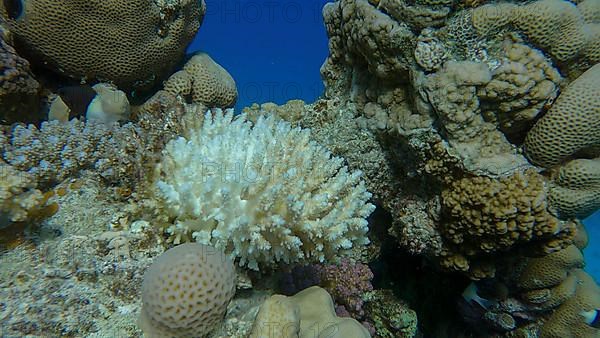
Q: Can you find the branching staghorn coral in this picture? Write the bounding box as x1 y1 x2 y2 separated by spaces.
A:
148 110 375 270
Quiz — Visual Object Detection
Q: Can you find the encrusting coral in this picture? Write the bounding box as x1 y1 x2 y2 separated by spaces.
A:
149 110 375 270
439 170 577 275
0 0 206 90
0 31 40 125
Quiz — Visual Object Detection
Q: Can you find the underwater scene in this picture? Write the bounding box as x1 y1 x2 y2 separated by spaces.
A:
1 0 600 337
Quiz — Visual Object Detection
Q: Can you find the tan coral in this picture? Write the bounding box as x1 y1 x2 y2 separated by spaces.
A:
163 53 237 108
441 170 574 257
578 0 600 23
471 3 518 36
540 269 600 338
517 245 584 290
322 0 416 80
513 0 587 62
470 0 598 68
521 272 578 309
0 0 205 90
548 158 600 219
251 286 371 338
478 42 562 139
524 63 600 167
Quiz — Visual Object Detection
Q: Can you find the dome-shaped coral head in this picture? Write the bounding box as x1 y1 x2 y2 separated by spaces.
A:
0 0 205 91
151 109 375 270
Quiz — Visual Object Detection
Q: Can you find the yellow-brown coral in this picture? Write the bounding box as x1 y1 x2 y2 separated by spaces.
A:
441 170 573 255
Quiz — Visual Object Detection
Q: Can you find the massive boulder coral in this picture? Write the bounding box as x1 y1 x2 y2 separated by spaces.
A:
0 0 205 90
163 52 238 108
250 286 371 338
139 243 236 338
524 63 600 168
547 158 600 219
149 110 375 270
477 42 562 140
469 0 600 71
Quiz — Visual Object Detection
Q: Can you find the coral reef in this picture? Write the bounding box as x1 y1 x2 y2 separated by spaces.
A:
0 32 40 124
364 289 418 338
0 0 206 91
1 0 600 337
148 110 374 270
316 258 374 318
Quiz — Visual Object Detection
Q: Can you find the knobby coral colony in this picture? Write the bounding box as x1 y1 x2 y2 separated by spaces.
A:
0 0 600 337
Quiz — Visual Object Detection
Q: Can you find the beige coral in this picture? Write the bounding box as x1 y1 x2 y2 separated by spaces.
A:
548 158 600 219
513 0 587 62
540 269 600 338
470 0 599 69
478 42 562 139
0 0 205 90
163 52 237 108
420 60 529 175
578 0 600 23
322 0 416 80
251 286 371 338
517 245 584 290
139 243 236 338
521 272 579 309
524 63 600 168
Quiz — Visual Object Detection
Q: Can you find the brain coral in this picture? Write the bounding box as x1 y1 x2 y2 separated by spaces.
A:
138 243 236 338
524 63 600 168
540 269 600 338
151 110 375 270
163 52 237 108
0 0 205 90
548 158 600 219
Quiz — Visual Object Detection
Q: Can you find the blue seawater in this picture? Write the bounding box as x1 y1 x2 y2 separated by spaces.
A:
188 0 330 111
189 0 600 283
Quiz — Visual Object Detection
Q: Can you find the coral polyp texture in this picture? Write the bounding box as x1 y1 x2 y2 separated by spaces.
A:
139 243 236 338
0 32 40 124
524 63 600 168
163 52 238 108
150 110 375 270
250 286 371 338
0 0 205 90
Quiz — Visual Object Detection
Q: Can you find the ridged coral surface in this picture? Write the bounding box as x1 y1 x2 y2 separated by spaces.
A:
139 243 236 338
152 110 374 270
525 63 600 167
0 0 205 90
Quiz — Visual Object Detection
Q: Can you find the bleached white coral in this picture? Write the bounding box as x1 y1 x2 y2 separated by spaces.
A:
151 110 375 270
